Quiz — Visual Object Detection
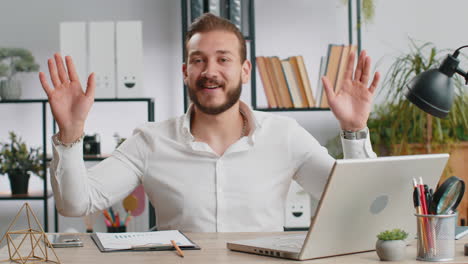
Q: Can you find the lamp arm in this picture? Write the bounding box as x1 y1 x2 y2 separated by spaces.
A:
454 67 468 85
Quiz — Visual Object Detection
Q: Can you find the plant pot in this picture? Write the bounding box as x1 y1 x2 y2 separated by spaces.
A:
8 172 30 195
0 79 22 100
376 239 406 261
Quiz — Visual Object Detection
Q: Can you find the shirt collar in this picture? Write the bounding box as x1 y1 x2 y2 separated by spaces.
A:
181 100 261 143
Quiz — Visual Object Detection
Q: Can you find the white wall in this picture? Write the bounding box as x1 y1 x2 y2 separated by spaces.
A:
2 0 468 234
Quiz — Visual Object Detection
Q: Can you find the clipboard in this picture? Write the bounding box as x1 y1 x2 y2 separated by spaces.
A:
91 231 201 252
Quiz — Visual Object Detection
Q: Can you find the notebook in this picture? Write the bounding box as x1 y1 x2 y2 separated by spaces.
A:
91 230 200 252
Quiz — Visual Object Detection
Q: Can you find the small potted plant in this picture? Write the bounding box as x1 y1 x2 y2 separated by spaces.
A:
0 47 39 100
376 228 409 261
0 131 43 195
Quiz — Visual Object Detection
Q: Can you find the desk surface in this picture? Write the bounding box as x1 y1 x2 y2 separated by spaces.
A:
1 232 467 263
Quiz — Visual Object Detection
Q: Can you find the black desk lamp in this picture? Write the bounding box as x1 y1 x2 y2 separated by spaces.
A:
405 45 468 118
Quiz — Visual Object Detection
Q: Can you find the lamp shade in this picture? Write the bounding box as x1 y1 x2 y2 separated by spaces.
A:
405 69 454 118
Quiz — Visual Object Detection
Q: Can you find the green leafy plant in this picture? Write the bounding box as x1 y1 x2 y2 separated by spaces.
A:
368 40 468 156
377 229 408 241
0 48 39 80
0 131 43 178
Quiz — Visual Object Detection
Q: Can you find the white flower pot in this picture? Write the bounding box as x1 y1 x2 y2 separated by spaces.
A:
376 239 406 261
0 79 22 100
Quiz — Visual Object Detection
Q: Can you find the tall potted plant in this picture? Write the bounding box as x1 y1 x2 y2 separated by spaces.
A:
0 132 43 195
0 48 39 100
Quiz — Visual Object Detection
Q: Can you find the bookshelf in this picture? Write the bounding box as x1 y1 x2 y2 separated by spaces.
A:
180 0 363 112
0 98 155 232
52 98 156 232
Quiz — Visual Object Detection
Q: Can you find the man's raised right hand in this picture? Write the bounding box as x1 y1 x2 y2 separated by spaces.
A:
39 53 95 143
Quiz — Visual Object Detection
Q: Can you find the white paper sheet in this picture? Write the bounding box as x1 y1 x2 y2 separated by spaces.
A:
95 230 194 250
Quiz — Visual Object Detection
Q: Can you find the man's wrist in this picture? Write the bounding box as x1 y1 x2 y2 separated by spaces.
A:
341 127 369 140
53 132 85 148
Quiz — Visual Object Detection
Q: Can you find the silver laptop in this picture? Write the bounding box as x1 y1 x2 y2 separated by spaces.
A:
227 154 449 260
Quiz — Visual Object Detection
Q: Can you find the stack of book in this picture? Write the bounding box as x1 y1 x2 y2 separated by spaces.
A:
256 44 356 109
256 55 315 109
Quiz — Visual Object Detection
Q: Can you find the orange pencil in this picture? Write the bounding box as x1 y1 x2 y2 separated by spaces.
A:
103 210 113 225
114 212 120 227
171 240 184 258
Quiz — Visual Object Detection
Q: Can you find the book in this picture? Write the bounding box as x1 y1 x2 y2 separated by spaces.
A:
316 56 327 107
291 56 315 108
256 56 278 108
264 57 283 107
335 45 357 93
321 44 344 108
270 57 293 108
281 60 304 108
91 230 200 252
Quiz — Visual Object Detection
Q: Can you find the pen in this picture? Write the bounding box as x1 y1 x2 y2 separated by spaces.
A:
109 207 115 223
171 240 184 258
104 218 112 227
115 212 120 227
124 211 131 225
125 215 132 227
131 244 174 251
103 210 113 225
413 178 428 253
419 178 428 214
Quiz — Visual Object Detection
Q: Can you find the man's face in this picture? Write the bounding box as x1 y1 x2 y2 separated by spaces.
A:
183 30 251 115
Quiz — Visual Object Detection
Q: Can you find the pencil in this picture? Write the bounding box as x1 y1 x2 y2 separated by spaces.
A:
171 240 184 258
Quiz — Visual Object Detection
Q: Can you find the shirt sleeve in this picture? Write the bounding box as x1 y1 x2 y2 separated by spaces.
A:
50 127 150 217
340 129 377 159
291 124 377 200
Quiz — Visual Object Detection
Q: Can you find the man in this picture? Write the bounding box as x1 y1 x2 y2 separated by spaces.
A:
39 13 379 232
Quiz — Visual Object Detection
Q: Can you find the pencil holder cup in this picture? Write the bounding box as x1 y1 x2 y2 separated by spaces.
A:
107 226 126 233
415 213 456 262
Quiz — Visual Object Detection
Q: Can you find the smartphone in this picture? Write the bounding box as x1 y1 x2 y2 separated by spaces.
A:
47 234 83 248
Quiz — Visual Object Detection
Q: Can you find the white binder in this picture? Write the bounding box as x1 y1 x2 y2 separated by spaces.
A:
116 21 143 98
89 21 116 98
59 22 87 90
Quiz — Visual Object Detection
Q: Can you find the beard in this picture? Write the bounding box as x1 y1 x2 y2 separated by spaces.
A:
188 77 242 115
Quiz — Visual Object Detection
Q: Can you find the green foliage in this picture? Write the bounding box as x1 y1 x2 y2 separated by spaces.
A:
341 0 376 23
377 229 408 241
369 40 468 155
0 47 39 79
0 131 43 178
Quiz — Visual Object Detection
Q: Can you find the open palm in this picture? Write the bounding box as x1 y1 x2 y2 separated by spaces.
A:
39 53 95 142
322 50 380 131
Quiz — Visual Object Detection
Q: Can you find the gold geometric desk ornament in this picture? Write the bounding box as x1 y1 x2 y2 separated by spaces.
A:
0 202 61 263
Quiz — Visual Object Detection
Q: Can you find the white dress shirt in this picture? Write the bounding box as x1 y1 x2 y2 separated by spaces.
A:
50 101 376 232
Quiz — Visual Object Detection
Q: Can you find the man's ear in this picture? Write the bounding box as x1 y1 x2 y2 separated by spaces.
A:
241 60 252 84
182 63 188 85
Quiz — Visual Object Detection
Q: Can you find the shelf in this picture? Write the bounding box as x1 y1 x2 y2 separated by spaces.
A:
0 98 154 103
255 107 330 112
1 97 155 232
0 99 47 104
0 190 53 200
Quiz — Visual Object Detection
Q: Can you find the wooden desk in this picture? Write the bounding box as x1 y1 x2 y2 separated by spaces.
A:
1 232 467 263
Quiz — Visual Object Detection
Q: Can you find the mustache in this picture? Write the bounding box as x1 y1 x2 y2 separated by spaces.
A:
196 77 224 87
